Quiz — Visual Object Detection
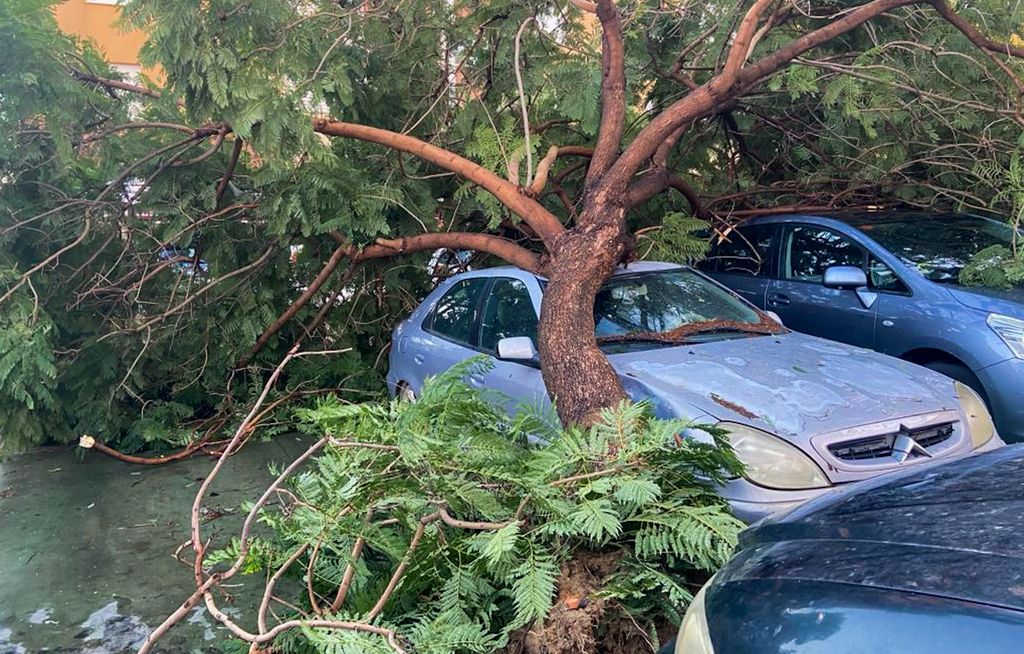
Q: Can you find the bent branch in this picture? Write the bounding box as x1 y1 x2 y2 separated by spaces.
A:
350 232 541 272
312 118 564 244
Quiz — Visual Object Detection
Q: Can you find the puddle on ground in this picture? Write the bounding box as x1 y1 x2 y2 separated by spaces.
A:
0 436 312 653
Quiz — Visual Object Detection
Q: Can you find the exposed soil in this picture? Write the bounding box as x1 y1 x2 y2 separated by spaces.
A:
503 550 669 654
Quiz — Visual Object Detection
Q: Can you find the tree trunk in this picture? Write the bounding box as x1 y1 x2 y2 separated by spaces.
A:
537 201 632 426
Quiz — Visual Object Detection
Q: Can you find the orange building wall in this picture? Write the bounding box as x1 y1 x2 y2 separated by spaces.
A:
54 0 148 69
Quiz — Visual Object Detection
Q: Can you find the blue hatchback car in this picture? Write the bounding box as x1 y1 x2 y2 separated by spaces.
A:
701 212 1024 442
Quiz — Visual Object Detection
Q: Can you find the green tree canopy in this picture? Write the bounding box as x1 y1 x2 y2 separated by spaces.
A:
2 0 1024 452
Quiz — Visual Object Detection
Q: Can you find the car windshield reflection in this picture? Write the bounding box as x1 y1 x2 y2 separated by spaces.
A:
858 216 1017 285
590 269 784 348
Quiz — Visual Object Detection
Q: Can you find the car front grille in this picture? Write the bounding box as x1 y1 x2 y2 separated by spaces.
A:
828 422 956 462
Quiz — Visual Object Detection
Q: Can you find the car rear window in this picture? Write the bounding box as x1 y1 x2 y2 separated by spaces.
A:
703 224 774 277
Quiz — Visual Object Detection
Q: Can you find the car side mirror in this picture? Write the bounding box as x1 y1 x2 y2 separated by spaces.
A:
822 265 868 289
497 336 538 361
822 265 878 309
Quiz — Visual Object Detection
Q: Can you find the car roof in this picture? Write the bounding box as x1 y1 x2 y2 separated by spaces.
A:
461 260 685 282
745 210 990 228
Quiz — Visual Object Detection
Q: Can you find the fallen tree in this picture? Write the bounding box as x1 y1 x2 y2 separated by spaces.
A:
138 360 744 653
2 0 1024 453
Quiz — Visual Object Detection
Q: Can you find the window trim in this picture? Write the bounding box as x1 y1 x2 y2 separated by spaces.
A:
780 223 912 296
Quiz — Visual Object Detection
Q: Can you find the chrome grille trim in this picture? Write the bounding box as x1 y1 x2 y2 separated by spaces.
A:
828 422 955 462
809 409 966 479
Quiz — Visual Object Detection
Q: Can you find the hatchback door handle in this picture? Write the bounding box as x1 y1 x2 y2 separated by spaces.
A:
413 354 424 365
768 293 791 306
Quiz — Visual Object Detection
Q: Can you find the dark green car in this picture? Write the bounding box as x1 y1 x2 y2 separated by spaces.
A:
671 445 1024 653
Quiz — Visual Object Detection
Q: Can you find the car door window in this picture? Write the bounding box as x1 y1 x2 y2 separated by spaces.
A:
784 226 865 282
869 255 909 294
479 278 538 352
706 225 774 277
427 279 488 345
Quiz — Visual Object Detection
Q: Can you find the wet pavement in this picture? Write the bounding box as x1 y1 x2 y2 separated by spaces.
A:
0 437 312 653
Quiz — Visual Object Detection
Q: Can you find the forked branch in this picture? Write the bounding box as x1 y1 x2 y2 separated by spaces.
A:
312 118 564 244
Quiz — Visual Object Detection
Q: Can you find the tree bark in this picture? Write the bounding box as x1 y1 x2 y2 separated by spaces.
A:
537 201 631 426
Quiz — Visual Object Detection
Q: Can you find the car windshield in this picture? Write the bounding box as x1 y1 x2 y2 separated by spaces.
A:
593 269 781 346
858 216 1016 285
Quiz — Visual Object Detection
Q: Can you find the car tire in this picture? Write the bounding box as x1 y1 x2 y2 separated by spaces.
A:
924 361 989 405
397 382 416 403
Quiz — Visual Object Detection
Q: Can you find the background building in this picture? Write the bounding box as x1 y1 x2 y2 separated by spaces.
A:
54 0 154 80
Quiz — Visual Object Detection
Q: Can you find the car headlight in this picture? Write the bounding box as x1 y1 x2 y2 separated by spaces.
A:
720 422 830 490
987 313 1024 358
674 577 715 654
955 381 995 448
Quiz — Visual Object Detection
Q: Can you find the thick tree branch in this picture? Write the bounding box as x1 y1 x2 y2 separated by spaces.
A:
628 173 708 218
738 0 921 87
240 243 351 367
70 68 162 98
584 0 628 189
607 0 920 186
721 0 776 82
928 0 1024 59
238 230 537 366
312 118 564 244
215 138 244 205
927 0 1024 92
352 232 541 272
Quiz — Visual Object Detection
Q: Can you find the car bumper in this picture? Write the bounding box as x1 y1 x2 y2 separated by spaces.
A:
977 357 1024 443
718 480 839 524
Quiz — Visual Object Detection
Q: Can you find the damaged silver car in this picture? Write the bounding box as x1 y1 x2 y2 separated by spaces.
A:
387 262 1005 522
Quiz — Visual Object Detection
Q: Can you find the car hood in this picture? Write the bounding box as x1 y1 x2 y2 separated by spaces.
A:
608 332 958 439
727 446 1024 611
948 284 1024 318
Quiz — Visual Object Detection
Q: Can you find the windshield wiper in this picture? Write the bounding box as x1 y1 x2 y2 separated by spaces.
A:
597 334 691 346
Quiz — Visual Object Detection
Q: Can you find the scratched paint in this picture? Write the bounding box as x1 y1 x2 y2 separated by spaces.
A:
614 331 954 438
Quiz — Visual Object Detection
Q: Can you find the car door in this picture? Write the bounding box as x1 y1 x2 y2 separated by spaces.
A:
413 277 490 386
701 223 777 308
864 253 922 357
476 276 550 415
768 224 877 347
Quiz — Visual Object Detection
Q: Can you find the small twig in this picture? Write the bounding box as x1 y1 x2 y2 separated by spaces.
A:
365 511 441 621
514 17 536 184
330 535 366 611
550 466 623 487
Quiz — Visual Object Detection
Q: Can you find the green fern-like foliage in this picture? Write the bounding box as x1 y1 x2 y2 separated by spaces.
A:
642 213 711 265
963 154 1024 289
959 244 1024 289
230 361 742 653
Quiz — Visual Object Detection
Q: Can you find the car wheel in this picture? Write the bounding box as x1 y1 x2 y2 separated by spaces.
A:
656 639 676 654
397 383 416 403
924 361 989 405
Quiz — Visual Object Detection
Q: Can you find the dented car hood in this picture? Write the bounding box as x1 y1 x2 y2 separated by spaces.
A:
609 332 959 438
